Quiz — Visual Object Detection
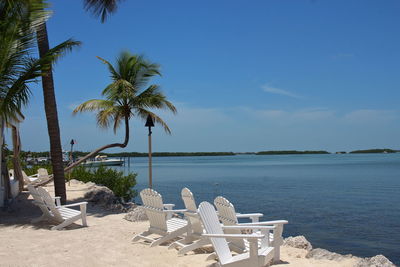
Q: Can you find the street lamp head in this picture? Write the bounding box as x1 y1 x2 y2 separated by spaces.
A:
70 139 75 145
145 115 154 127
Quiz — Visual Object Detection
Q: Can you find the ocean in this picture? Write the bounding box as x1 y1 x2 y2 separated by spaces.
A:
113 153 400 264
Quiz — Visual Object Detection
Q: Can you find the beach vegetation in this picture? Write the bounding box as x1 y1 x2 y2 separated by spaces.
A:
33 0 123 204
70 166 137 201
0 0 79 197
66 51 177 171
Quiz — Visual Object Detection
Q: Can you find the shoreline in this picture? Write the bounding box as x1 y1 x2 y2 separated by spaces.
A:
0 181 395 267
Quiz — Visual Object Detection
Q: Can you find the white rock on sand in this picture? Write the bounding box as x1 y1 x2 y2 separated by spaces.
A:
0 182 394 267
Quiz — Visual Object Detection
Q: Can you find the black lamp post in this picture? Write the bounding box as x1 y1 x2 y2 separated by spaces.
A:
69 139 75 163
145 115 154 188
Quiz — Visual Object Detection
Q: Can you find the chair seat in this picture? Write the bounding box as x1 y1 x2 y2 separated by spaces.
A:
57 207 81 220
166 218 188 232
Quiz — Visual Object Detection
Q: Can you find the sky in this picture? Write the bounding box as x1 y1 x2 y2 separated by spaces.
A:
9 0 400 153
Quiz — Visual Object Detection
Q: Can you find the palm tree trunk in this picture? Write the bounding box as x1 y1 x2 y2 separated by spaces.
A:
36 22 67 204
65 115 130 172
11 126 24 192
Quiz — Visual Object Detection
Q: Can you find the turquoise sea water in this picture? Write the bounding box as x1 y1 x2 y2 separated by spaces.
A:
113 153 400 264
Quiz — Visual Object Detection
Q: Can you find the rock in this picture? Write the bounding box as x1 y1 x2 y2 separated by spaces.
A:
284 236 313 251
85 182 96 188
124 206 148 222
306 248 353 261
68 179 85 185
84 185 135 212
355 255 396 267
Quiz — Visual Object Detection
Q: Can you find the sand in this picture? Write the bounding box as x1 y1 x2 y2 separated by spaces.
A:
0 182 360 267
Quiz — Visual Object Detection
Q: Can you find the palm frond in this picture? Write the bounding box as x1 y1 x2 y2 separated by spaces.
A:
72 99 114 114
83 0 124 23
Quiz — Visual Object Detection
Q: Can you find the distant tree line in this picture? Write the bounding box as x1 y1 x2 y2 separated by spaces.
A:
256 150 330 155
349 149 397 154
11 148 398 160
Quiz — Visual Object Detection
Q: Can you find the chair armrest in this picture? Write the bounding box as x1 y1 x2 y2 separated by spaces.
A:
238 220 288 226
203 233 265 240
163 209 187 214
163 203 175 209
236 213 263 218
222 225 275 230
61 202 88 208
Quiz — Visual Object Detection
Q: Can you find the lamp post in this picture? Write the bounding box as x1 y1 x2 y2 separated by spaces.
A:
145 115 154 188
69 139 75 163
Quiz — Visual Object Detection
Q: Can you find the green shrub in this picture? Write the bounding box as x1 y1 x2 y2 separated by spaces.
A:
70 166 137 202
23 164 52 176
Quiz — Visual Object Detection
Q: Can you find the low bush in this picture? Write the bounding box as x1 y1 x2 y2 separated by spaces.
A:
23 164 52 176
70 166 137 202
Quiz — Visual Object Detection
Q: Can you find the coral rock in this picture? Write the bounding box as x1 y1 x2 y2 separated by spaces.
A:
306 248 352 261
124 206 148 222
284 236 313 251
355 255 396 267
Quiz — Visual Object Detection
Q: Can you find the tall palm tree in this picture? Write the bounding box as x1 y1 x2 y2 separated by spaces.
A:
36 0 123 204
65 51 176 171
0 0 80 198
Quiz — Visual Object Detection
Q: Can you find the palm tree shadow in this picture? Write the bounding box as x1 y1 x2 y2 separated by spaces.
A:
0 191 125 229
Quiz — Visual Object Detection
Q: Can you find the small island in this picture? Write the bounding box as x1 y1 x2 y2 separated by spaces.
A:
349 149 397 154
256 150 330 155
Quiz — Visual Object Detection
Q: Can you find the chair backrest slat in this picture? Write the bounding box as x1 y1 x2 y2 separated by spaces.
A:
140 188 167 231
37 168 49 178
181 188 203 235
37 187 63 221
214 196 244 249
198 201 232 264
27 185 51 216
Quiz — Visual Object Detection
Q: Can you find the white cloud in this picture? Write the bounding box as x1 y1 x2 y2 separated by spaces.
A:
262 84 301 98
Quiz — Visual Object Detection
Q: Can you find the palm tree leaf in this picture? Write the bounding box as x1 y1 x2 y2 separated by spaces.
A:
83 0 124 23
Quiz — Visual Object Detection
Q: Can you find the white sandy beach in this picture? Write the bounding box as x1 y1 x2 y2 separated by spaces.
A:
0 182 365 267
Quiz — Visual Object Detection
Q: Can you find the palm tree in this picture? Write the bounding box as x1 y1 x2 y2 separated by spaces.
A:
0 0 80 198
65 51 177 171
36 0 124 204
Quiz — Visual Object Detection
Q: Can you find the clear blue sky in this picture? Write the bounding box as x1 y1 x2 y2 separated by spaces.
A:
12 0 400 152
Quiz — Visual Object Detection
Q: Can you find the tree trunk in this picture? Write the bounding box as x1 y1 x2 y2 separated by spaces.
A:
36 22 67 204
65 115 130 172
1 150 11 200
11 126 24 192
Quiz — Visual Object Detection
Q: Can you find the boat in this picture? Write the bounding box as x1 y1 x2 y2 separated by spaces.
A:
82 155 124 167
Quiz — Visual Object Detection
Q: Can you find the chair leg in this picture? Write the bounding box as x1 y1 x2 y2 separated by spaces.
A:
150 227 188 247
273 245 280 263
132 230 152 242
51 219 74 230
178 238 210 255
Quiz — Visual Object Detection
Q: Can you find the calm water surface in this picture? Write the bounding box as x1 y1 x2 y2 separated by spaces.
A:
112 153 400 264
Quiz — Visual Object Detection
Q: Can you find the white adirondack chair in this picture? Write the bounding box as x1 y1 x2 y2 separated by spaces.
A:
22 170 39 185
198 201 276 267
27 184 60 223
132 188 190 247
168 188 211 254
214 196 288 263
36 187 88 230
